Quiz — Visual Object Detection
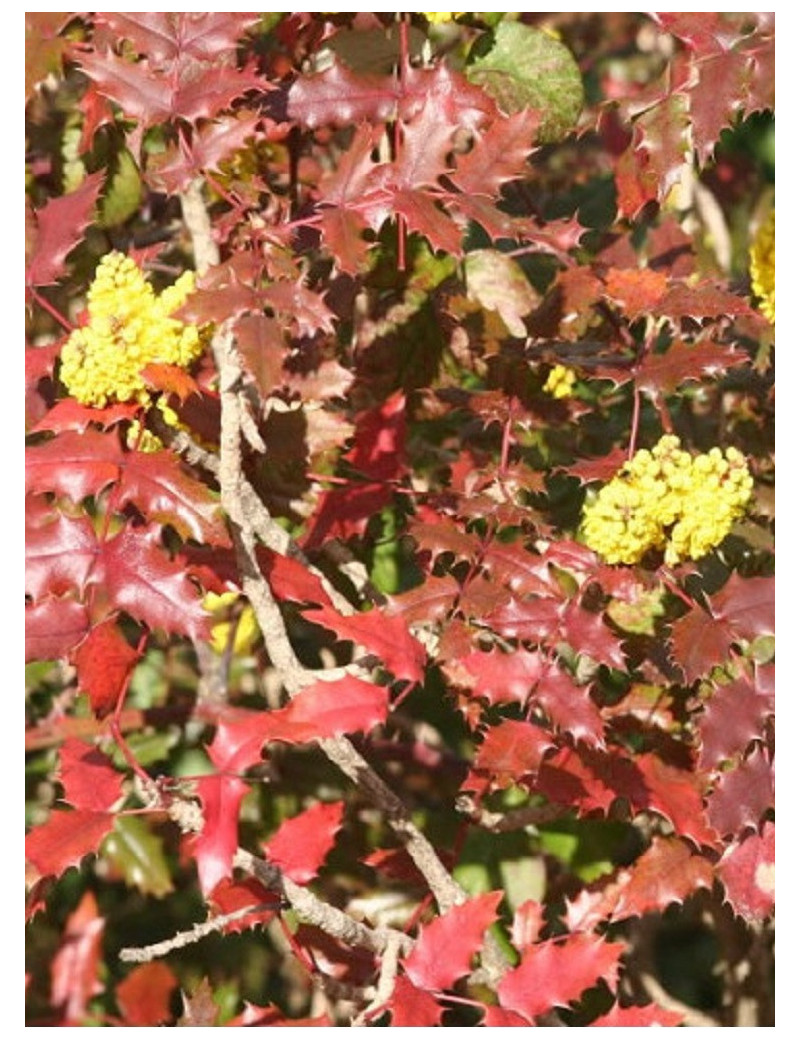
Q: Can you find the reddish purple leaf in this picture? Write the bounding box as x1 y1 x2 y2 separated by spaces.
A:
705 747 774 838
608 836 714 922
698 677 774 769
717 822 775 923
451 109 541 196
561 601 628 671
534 664 606 748
26 173 104 292
95 12 259 66
25 502 99 601
403 892 502 992
498 934 625 1021
710 574 775 642
262 801 345 884
57 738 123 812
25 597 91 662
635 340 750 397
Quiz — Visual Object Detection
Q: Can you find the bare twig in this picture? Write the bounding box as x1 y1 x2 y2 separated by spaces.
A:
119 902 279 963
640 973 719 1028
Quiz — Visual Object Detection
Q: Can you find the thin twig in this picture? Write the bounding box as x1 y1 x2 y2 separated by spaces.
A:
119 902 279 963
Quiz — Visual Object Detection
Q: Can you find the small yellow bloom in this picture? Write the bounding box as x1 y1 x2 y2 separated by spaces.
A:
203 591 261 656
543 364 577 399
750 207 775 323
423 13 464 24
60 252 204 407
581 436 753 566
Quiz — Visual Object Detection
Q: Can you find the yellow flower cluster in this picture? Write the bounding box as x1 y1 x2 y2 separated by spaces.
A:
423 13 464 24
544 364 577 399
60 252 203 407
582 435 753 565
750 207 775 323
202 591 260 656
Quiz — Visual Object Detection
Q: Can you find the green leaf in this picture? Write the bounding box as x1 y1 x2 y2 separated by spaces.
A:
98 148 142 227
467 22 583 143
102 815 174 897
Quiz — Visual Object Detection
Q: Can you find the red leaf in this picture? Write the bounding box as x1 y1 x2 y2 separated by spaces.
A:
482 1006 531 1026
302 603 426 683
403 892 502 993
672 577 775 683
266 676 390 744
698 677 774 769
304 392 406 547
534 664 606 748
57 738 123 812
194 773 250 895
262 550 332 607
460 647 545 707
70 617 142 718
228 1004 333 1027
98 525 212 641
561 601 628 671
25 502 98 601
207 877 281 934
671 602 733 684
116 963 178 1026
26 429 229 545
25 173 104 292
717 822 775 923
591 1002 684 1027
262 801 345 884
473 720 555 789
386 574 460 626
26 809 115 879
51 892 105 1025
388 975 443 1027
498 934 625 1021
25 597 90 662
705 747 774 838
451 109 541 196
605 836 714 923
78 50 266 128
633 752 720 849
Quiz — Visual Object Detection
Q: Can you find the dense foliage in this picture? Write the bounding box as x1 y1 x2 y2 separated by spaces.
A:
25 12 774 1027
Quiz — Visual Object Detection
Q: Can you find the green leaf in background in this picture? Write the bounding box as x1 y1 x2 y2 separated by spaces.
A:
98 148 142 227
467 22 584 143
102 815 174 897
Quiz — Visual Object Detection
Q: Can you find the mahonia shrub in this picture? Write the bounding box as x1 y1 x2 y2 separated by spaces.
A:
25 12 774 1028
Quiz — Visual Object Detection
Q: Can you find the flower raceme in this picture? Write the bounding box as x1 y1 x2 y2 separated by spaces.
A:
581 435 753 566
543 364 577 399
59 252 204 407
750 206 775 323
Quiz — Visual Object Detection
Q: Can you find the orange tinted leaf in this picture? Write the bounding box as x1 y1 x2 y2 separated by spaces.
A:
70 618 142 717
116 962 178 1026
